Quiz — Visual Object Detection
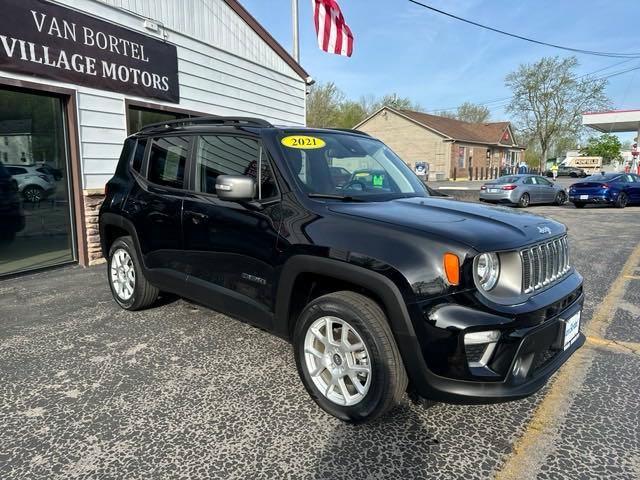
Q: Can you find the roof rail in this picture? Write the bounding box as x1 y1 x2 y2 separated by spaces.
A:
329 128 371 137
139 116 273 133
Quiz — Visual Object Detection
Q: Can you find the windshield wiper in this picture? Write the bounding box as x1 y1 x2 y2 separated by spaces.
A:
307 193 365 202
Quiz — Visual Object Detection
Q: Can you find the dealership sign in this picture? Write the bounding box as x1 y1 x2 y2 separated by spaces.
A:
0 0 179 103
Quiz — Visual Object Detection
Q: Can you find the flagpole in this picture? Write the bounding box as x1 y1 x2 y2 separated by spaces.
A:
292 0 300 62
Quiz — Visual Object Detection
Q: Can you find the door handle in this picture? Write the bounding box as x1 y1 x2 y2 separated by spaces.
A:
189 212 209 224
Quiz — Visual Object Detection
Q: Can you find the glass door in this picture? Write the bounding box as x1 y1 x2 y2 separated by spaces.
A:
0 87 76 276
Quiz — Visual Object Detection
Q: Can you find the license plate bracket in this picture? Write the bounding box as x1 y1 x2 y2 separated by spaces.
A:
579 194 589 200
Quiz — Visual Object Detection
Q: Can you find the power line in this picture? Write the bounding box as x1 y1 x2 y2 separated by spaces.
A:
426 59 640 114
408 0 640 59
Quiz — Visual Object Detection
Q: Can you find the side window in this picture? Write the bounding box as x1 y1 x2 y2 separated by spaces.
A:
536 176 552 186
195 135 278 199
147 136 189 189
523 177 534 185
131 139 148 173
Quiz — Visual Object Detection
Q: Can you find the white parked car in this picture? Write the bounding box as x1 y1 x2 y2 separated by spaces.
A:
5 165 56 203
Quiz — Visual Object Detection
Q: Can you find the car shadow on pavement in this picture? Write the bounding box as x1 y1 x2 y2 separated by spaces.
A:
310 402 441 479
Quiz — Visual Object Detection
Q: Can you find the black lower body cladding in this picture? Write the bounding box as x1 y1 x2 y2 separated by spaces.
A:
405 278 585 404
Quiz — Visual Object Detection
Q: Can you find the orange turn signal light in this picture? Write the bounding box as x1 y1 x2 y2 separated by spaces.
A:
444 253 460 286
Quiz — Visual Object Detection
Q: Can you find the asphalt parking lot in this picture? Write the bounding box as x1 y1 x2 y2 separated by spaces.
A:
1 203 639 479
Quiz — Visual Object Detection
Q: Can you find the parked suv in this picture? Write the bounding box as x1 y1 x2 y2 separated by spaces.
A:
545 165 587 178
5 165 56 202
99 117 585 423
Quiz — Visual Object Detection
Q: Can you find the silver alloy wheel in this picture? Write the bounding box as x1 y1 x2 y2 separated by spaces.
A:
303 316 372 406
110 248 136 301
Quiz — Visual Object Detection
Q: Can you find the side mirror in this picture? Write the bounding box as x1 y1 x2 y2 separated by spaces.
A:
215 175 256 202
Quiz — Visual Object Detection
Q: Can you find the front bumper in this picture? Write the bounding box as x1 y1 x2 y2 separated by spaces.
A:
404 278 584 404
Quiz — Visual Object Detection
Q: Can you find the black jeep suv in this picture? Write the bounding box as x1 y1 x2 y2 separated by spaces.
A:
99 117 584 422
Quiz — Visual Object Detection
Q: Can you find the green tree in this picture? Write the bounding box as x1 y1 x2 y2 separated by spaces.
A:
580 133 622 164
306 82 345 128
336 101 367 128
306 82 422 128
505 56 610 166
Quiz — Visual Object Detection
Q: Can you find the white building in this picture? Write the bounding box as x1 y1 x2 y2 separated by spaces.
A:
0 0 309 275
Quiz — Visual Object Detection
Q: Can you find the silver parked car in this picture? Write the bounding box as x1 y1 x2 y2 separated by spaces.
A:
479 174 568 207
5 165 56 203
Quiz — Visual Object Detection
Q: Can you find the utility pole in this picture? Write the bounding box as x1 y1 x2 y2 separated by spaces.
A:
292 0 300 62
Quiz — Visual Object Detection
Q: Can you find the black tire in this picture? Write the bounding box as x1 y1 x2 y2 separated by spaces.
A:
517 193 530 208
569 172 577 178
615 192 628 209
554 191 567 206
293 291 408 423
107 236 159 310
573 202 585 208
23 185 44 203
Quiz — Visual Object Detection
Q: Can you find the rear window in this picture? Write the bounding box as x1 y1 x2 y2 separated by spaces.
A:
494 176 520 184
148 136 189 189
6 167 27 175
131 139 147 172
585 173 620 182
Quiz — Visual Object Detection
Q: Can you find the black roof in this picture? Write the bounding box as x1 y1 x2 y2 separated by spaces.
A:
135 116 371 138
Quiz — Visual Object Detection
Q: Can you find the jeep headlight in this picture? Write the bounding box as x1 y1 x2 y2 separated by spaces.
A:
475 253 500 291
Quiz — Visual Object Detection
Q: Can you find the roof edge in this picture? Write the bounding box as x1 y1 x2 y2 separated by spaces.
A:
222 0 309 81
354 106 454 140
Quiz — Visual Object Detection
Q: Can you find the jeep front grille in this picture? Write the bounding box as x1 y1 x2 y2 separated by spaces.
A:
520 236 570 294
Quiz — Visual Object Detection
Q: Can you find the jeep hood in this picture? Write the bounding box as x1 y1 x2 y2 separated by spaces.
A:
327 197 566 251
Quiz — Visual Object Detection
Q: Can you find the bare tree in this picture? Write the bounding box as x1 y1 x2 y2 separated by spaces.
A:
435 102 490 123
456 102 491 123
506 56 609 166
359 93 422 115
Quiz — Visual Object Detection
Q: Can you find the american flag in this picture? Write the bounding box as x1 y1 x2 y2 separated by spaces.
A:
312 0 354 57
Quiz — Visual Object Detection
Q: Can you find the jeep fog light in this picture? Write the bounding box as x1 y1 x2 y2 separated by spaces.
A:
464 330 500 368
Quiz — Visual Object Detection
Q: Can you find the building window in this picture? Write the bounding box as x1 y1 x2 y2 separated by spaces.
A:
127 105 190 135
458 146 465 168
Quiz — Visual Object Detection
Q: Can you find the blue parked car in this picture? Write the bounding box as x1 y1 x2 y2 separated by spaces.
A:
568 173 640 208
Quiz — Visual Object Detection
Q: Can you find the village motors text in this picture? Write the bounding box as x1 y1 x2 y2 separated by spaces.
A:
0 9 171 92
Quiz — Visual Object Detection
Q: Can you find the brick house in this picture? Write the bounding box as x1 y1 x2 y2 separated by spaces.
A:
355 107 525 180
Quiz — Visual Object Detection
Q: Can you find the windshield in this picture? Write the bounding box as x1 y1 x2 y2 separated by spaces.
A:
279 131 428 200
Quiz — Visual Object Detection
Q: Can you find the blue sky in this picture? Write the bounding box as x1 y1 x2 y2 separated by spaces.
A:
239 0 640 141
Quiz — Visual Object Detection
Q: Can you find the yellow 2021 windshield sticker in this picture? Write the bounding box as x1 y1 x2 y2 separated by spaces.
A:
281 135 326 149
